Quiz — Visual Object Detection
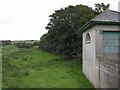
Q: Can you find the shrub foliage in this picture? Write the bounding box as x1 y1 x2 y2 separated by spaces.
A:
39 4 96 58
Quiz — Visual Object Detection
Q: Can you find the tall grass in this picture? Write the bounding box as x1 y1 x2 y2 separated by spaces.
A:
2 45 94 88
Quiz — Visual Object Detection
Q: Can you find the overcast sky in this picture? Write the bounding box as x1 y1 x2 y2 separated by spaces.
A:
0 0 120 40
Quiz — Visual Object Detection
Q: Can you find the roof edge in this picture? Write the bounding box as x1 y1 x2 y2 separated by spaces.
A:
80 21 120 33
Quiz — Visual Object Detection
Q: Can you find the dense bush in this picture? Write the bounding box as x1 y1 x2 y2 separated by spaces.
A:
15 42 33 48
33 41 39 46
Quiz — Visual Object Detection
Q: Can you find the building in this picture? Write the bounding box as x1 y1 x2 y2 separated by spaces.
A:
81 10 120 88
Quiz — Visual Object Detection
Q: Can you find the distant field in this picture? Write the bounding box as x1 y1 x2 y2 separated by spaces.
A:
2 45 94 88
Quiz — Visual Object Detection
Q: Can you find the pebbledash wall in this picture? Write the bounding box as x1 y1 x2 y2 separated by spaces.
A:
83 25 120 88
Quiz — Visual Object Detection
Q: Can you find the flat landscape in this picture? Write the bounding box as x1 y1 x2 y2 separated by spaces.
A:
2 45 93 88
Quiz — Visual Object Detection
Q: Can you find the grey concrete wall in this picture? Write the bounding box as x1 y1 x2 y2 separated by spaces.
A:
96 56 119 88
95 25 120 88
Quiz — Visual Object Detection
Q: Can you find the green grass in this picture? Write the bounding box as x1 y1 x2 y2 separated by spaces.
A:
2 45 94 88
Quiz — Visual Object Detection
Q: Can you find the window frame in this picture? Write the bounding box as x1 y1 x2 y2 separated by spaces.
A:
85 33 91 44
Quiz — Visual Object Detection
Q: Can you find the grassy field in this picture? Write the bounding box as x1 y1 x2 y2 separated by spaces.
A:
2 45 94 88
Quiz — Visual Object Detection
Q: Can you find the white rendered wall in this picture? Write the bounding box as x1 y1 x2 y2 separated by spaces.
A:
82 26 96 87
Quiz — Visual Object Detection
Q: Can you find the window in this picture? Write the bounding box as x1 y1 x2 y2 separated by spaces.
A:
86 33 91 44
103 31 120 54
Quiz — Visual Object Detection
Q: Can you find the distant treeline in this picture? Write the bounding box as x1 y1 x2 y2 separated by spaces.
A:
14 41 39 49
1 40 11 46
1 40 39 49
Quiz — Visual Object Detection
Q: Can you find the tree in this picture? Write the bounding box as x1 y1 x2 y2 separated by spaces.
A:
39 4 96 57
94 3 110 14
2 40 11 46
